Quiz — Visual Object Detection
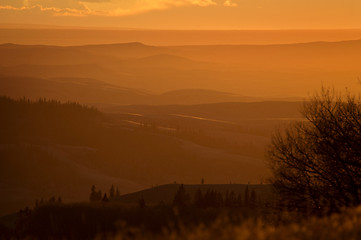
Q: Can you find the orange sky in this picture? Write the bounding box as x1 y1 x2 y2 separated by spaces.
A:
0 0 361 29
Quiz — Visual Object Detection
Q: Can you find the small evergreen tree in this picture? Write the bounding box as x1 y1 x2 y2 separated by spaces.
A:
225 191 236 208
237 193 242 208
250 189 257 209
194 188 204 208
96 190 102 201
102 193 109 202
244 186 250 207
115 187 121 200
109 185 115 200
173 184 190 207
89 185 98 202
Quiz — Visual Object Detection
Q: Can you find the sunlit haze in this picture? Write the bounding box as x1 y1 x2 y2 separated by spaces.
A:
1 1 361 239
1 0 361 29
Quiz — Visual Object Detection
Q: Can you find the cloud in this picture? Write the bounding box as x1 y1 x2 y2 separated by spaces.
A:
0 4 90 16
79 0 110 2
223 0 237 7
0 0 218 17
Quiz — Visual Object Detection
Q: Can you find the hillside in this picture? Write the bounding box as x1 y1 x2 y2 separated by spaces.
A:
0 97 279 216
117 184 273 205
0 75 151 105
170 40 361 70
0 40 360 97
0 64 121 82
106 101 303 123
72 42 170 59
0 74 301 105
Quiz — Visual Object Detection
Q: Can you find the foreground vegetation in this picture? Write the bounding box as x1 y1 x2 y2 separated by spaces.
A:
2 86 361 239
2 201 361 240
139 206 361 240
1 182 359 240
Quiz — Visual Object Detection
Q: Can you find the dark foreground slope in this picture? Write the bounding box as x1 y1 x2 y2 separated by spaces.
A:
2 201 361 240
0 183 274 240
1 97 291 215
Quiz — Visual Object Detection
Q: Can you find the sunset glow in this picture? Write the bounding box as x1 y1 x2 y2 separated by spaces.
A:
1 0 361 29
2 0 361 239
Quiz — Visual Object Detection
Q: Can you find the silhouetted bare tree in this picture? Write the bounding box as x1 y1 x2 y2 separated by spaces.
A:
268 88 361 213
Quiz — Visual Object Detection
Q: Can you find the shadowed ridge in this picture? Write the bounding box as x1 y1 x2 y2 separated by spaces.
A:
0 43 67 49
117 183 272 205
74 41 159 49
134 54 194 65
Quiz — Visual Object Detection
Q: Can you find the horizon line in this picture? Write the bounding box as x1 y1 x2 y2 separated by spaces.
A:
1 23 361 31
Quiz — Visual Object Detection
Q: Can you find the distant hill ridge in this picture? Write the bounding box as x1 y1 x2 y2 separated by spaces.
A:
2 38 361 48
117 183 273 205
1 38 360 98
1 74 302 105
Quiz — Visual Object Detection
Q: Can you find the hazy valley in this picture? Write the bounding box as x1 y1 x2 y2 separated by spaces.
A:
1 37 360 215
1 29 361 239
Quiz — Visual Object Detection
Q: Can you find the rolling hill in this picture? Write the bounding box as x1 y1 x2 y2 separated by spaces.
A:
0 64 121 82
72 42 171 59
0 74 300 105
0 75 151 105
117 183 273 206
0 97 279 216
1 40 360 97
106 101 304 122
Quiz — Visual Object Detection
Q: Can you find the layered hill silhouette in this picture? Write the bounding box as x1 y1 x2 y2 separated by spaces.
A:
1 39 359 217
1 40 360 97
0 75 151 105
0 75 280 105
71 42 170 59
2 97 292 215
0 64 120 82
108 101 303 122
3 40 360 70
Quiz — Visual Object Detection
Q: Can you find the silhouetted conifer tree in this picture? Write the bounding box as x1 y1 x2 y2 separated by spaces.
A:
102 193 109 202
115 187 121 200
89 185 98 202
97 190 102 201
244 186 250 207
237 193 242 208
194 188 204 208
173 184 190 207
109 185 115 200
49 196 56 203
250 189 257 209
225 191 236 208
204 190 223 208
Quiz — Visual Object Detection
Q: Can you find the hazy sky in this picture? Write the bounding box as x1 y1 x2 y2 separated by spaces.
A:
0 0 360 29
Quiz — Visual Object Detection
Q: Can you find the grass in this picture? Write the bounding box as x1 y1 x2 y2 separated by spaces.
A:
6 200 361 240
95 206 361 240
